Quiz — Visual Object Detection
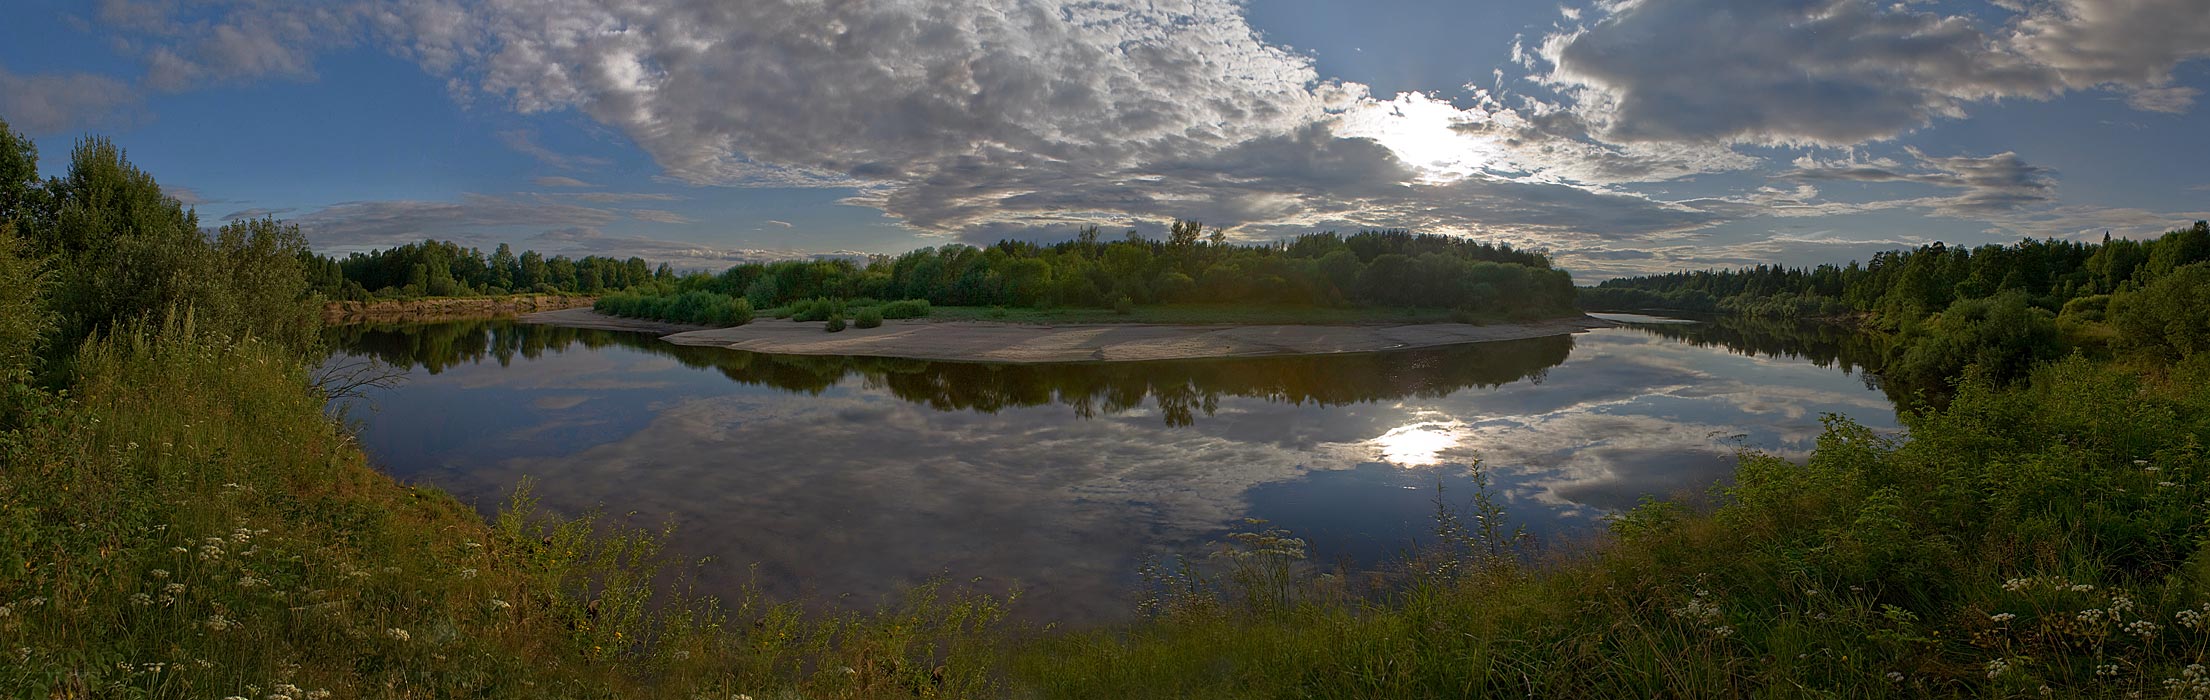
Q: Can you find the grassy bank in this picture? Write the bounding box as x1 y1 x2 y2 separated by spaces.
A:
0 322 1018 698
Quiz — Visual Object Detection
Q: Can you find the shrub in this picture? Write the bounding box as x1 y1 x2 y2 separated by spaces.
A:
987 305 1009 319
879 299 931 319
1113 295 1134 315
824 313 846 332
855 308 883 329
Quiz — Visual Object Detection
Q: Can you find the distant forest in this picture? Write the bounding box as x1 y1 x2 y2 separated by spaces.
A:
319 222 1579 319
1582 223 2210 323
1584 222 2210 391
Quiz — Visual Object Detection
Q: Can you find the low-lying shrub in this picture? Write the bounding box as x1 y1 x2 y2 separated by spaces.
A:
878 298 931 319
855 308 883 329
595 291 753 326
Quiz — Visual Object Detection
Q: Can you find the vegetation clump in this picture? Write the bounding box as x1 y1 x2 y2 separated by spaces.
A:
855 307 883 329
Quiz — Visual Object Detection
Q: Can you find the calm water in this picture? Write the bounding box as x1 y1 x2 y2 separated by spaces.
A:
323 315 1897 622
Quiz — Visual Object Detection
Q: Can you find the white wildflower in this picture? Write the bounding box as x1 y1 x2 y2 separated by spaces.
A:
386 627 410 642
489 599 511 610
1990 612 2016 622
150 569 170 579
2099 663 2121 677
131 593 153 606
1885 671 1903 682
206 614 236 632
2127 620 2161 638
1987 658 2012 679
458 568 478 579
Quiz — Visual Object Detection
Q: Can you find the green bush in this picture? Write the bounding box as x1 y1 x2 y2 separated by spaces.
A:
824 313 846 332
1113 295 1134 315
879 298 931 319
2111 262 2210 361
855 308 883 329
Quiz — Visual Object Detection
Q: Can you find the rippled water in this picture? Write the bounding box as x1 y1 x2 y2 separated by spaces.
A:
323 315 1896 622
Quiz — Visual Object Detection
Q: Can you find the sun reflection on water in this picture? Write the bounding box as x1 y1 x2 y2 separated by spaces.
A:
1371 416 1469 467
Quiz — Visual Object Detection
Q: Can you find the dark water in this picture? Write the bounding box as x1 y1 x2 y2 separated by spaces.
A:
322 314 1897 622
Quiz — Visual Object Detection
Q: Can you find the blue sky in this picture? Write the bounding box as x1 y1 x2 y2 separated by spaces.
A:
1 0 2205 280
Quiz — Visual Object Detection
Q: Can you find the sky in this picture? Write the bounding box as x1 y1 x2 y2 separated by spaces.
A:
1 0 2206 281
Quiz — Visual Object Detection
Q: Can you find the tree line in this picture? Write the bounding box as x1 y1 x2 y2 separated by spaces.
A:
1581 222 2210 394
307 239 675 301
625 224 1575 319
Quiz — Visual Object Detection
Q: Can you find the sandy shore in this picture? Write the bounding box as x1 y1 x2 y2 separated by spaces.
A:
523 307 1614 363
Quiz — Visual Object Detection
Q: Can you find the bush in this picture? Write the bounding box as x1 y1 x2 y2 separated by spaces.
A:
2111 262 2210 361
824 313 846 333
855 308 883 329
793 297 844 322
1888 291 2064 389
1112 295 1134 315
987 305 1009 319
879 299 931 319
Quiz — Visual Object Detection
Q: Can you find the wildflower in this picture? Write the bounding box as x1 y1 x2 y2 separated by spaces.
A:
2147 466 2163 473
2114 594 2138 613
131 593 154 606
1986 658 2012 680
2127 620 2160 638
2079 608 2108 623
2072 584 2096 593
151 569 170 579
464 541 483 549
2179 609 2205 629
386 628 410 642
238 576 266 589
0 605 12 618
164 583 186 595
172 546 189 553
22 597 44 607
274 683 301 695
1885 671 1903 682
1990 612 2016 622
458 568 478 579
2099 664 2121 677
206 614 237 632
305 691 331 700
489 599 511 610
2161 481 2178 488
2003 578 2033 592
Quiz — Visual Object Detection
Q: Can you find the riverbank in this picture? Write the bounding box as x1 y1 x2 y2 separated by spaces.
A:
521 307 1614 362
321 294 593 325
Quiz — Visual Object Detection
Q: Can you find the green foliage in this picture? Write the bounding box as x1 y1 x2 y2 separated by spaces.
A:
824 312 846 333
877 298 931 319
1111 295 1134 315
595 290 753 326
2110 262 2210 361
0 224 45 384
605 229 1572 320
1888 291 2065 389
312 239 653 300
854 307 883 329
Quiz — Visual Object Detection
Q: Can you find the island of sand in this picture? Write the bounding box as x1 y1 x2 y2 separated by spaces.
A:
522 307 1615 363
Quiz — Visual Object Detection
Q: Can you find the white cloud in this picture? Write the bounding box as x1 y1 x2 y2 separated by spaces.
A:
532 176 596 187
2126 86 2200 114
0 68 140 135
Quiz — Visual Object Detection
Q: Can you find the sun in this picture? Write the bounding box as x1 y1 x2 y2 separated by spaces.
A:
1335 92 1504 184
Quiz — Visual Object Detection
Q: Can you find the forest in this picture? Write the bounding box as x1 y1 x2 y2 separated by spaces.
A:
305 239 672 300
1582 225 2210 393
13 118 2210 697
591 223 1580 327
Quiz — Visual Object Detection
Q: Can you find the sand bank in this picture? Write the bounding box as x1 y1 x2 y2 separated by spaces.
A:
523 307 1614 363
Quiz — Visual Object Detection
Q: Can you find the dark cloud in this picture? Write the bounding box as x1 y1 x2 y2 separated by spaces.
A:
1790 148 2056 216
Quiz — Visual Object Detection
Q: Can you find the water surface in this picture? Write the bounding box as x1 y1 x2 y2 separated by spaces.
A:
324 316 1896 622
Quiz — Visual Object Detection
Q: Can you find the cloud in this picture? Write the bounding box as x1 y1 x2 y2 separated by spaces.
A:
1790 148 2056 217
764 220 794 228
626 208 691 224
93 0 364 91
1534 0 2210 146
532 176 596 188
295 192 621 249
220 207 295 221
0 68 141 134
497 129 611 170
2126 86 2201 114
